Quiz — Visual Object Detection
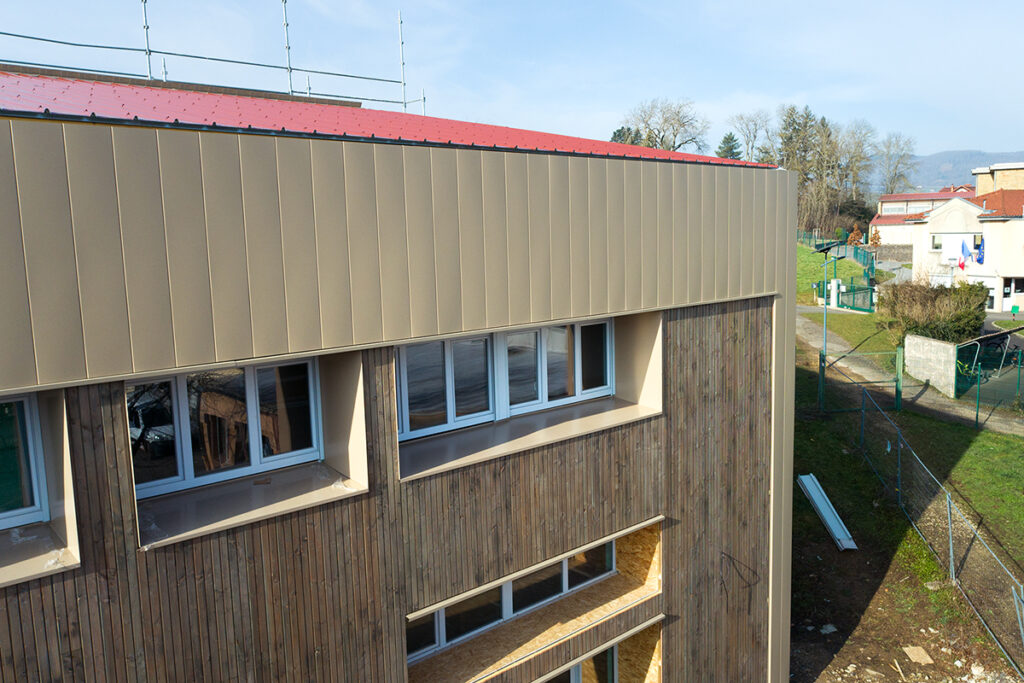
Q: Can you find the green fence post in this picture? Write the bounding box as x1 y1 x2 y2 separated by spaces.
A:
976 372 982 430
818 350 826 412
947 493 955 580
895 346 904 411
859 390 866 454
1017 349 1022 400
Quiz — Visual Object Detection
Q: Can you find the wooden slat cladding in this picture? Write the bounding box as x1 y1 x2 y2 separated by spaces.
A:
0 298 777 682
0 117 793 394
662 297 774 681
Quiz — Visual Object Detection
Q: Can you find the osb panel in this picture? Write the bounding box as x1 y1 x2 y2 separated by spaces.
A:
618 622 662 683
616 522 661 588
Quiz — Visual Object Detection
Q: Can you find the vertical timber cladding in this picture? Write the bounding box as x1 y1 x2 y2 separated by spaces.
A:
662 297 775 681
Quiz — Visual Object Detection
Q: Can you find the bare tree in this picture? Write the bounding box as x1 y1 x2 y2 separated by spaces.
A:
838 119 876 201
621 98 710 152
728 109 772 161
878 132 917 194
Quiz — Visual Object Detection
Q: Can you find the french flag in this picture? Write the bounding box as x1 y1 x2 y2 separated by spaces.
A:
958 240 972 270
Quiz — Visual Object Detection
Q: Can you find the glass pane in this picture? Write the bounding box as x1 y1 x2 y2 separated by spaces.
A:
0 401 33 513
507 331 539 406
126 382 179 484
406 342 447 432
444 587 502 641
567 542 613 588
547 672 572 683
453 338 490 417
256 363 313 456
580 647 615 683
188 369 250 476
580 324 608 390
406 613 436 656
512 562 563 612
546 326 575 401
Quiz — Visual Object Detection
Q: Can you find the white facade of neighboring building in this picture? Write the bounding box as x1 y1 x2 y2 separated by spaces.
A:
870 187 975 246
911 198 1024 312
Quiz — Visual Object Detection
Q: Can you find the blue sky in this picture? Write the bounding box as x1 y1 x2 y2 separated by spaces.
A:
1 1 1020 156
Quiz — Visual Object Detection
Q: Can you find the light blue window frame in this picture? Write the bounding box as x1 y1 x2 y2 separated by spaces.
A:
0 395 49 531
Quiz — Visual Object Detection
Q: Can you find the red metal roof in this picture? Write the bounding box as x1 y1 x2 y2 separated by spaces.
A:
869 214 917 226
878 190 975 202
0 70 769 167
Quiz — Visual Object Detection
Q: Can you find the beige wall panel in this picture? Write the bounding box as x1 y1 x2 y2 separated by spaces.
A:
481 151 509 328
714 166 731 300
657 163 673 306
623 160 642 311
0 122 36 387
752 172 767 293
568 156 590 317
157 129 216 367
456 150 487 331
548 155 571 320
729 168 745 298
700 166 716 302
527 154 552 321
685 165 702 303
504 153 531 325
372 144 412 341
10 120 86 384
63 124 133 378
587 159 608 314
343 142 385 343
640 161 658 309
430 147 462 334
764 172 779 294
198 132 253 361
239 135 289 356
671 165 688 302
111 127 176 373
402 146 439 337
311 139 354 348
606 159 626 312
277 137 323 352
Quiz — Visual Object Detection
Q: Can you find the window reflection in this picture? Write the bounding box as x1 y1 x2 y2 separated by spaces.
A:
507 331 539 406
126 382 179 484
406 342 447 431
187 369 250 476
444 587 502 641
0 401 33 513
547 326 575 400
580 323 608 390
453 338 490 417
568 543 613 588
256 363 313 456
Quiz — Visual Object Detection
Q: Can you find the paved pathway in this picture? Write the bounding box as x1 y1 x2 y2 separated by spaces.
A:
795 308 1024 437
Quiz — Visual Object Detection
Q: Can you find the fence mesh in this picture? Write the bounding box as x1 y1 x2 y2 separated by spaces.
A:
956 342 1023 409
851 382 1024 677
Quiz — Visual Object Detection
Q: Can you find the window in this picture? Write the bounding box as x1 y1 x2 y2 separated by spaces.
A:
406 541 615 662
545 647 618 683
1016 279 1024 295
0 397 48 531
397 322 613 441
931 234 943 250
973 234 983 249
127 359 321 498
881 204 904 214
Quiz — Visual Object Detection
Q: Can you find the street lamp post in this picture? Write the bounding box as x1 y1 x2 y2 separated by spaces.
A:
815 241 845 410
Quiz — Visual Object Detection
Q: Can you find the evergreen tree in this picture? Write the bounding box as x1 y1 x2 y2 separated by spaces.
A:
715 132 742 159
610 126 642 145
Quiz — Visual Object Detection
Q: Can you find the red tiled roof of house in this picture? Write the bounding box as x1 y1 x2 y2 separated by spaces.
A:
878 190 976 202
939 183 975 193
0 69 770 168
969 189 1024 218
869 214 917 226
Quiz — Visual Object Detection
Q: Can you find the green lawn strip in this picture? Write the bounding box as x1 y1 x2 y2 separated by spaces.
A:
993 319 1024 337
803 310 899 374
796 244 870 305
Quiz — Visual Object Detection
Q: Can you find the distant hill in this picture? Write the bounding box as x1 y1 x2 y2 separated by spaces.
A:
905 150 1024 191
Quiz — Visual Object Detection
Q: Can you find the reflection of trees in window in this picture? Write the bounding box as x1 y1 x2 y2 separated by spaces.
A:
0 401 32 513
256 364 312 457
125 382 178 484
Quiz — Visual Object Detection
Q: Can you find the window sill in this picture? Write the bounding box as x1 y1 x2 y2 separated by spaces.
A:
0 522 80 590
399 398 661 481
137 461 367 549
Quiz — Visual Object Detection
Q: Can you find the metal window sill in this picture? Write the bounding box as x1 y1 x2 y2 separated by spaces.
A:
0 521 80 590
137 461 367 549
398 397 661 481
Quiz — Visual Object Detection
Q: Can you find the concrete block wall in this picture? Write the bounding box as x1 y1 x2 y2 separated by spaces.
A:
905 334 958 397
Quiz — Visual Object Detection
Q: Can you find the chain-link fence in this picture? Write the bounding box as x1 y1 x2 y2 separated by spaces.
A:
797 230 876 286
855 386 1024 677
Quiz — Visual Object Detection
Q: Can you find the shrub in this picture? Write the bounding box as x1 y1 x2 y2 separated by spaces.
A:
878 280 988 345
847 224 863 246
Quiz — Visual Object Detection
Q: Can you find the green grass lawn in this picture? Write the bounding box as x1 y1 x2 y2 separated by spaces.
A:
803 310 896 355
993 319 1024 337
796 244 870 305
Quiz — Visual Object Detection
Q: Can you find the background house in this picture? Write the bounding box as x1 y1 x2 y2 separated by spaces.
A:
0 65 797 682
869 185 975 260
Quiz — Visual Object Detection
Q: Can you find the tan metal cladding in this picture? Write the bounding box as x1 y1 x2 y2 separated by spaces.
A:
0 118 796 394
